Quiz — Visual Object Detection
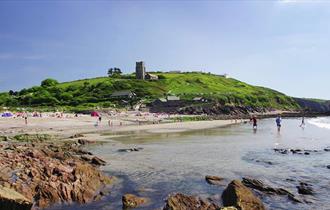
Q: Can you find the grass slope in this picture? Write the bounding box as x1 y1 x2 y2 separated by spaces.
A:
0 72 299 110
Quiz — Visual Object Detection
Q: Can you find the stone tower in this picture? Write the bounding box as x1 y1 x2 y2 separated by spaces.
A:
135 61 146 80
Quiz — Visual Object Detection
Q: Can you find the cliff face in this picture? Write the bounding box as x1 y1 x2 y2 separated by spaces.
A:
294 98 330 113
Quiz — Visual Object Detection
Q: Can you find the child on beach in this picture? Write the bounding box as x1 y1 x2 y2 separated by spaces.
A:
251 116 257 130
276 115 282 132
300 116 305 127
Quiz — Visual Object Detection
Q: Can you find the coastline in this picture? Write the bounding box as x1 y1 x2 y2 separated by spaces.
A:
1 109 326 138
0 115 240 138
1 113 330 209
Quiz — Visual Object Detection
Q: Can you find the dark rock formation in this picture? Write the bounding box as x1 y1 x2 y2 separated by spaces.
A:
222 180 265 210
205 175 224 185
77 139 96 145
242 177 291 195
294 98 330 113
118 147 143 152
0 186 32 210
242 177 302 203
274 148 320 155
297 182 314 195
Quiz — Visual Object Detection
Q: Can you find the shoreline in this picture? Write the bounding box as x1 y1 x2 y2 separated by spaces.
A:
0 110 328 139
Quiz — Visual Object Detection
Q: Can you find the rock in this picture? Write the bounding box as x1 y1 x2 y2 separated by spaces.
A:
0 185 32 210
274 148 318 155
255 160 273 165
118 147 143 152
222 180 265 210
205 175 224 185
77 139 95 145
91 157 106 166
242 177 301 203
0 141 112 209
297 182 314 195
287 194 302 203
70 133 84 139
163 193 220 210
122 194 148 209
242 177 291 196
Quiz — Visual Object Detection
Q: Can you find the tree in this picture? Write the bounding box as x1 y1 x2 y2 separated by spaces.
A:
108 67 122 77
8 90 17 96
41 78 59 87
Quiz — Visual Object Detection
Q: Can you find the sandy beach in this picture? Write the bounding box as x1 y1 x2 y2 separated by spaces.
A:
0 113 237 139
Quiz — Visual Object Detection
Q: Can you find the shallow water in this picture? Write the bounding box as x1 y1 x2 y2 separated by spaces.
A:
48 117 330 210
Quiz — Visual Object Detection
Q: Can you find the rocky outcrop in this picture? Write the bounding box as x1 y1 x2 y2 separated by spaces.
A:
242 177 302 203
242 177 292 195
163 193 220 210
0 142 112 209
294 98 330 113
273 148 320 155
122 194 149 208
205 175 224 185
222 180 265 210
118 147 143 152
296 182 314 195
0 186 32 210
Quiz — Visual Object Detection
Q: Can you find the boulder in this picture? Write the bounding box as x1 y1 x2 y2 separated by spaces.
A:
122 194 148 208
205 175 224 185
91 156 107 166
297 182 314 195
0 186 32 210
163 193 220 210
222 180 265 210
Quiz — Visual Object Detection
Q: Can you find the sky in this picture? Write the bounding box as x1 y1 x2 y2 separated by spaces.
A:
0 0 330 99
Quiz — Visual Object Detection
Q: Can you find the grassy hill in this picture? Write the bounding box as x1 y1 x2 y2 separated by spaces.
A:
0 72 300 111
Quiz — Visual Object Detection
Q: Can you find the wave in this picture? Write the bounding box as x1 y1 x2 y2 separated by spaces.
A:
308 117 330 129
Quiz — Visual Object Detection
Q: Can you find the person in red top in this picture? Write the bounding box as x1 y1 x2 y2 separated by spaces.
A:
251 116 257 130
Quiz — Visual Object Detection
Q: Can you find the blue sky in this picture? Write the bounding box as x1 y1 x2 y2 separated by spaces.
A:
0 0 330 99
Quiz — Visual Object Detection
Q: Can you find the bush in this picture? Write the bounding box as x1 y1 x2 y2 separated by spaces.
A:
41 78 59 87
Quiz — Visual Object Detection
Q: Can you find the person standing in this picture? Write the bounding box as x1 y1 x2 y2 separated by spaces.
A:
252 116 257 130
24 113 28 125
300 116 305 127
276 115 282 132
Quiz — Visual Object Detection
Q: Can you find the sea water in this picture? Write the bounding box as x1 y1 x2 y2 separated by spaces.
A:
48 117 330 210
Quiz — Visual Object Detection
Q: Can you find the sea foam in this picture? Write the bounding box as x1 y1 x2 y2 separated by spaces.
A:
308 117 330 129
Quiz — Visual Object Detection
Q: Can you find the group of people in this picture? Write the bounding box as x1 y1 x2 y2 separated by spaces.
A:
250 115 306 132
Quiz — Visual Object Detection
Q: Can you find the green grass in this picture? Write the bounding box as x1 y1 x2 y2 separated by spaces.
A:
0 72 300 110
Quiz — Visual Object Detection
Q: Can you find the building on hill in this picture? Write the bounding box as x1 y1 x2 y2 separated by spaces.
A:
167 96 180 101
111 90 136 99
135 61 159 80
218 73 230 78
136 61 146 80
145 73 158 80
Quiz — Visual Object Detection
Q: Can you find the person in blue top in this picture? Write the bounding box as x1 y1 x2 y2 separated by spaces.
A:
276 115 282 132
